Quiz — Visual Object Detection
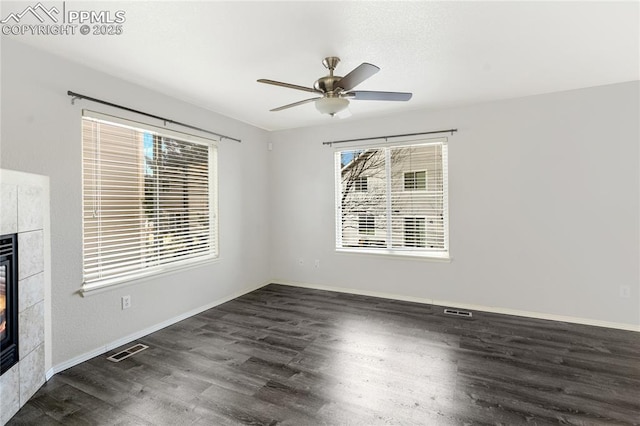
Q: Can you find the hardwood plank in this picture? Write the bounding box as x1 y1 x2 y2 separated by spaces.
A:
8 284 640 425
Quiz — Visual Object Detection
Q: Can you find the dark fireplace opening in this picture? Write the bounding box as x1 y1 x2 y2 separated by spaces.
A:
1 234 18 376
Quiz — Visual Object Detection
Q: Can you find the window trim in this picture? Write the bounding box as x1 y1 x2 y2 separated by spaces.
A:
335 247 451 261
81 110 219 294
334 137 449 260
81 255 220 296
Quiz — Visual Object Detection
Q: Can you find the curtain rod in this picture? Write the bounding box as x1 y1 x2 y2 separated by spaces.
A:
322 129 457 146
67 91 241 143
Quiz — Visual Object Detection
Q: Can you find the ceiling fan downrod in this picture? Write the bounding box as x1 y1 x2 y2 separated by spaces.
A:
314 57 343 94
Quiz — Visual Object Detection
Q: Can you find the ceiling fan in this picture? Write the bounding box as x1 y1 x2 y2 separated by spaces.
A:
257 57 412 116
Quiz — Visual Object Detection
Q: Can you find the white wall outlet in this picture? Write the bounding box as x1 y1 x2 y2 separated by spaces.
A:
121 295 131 310
314 259 320 268
619 285 631 299
298 258 304 266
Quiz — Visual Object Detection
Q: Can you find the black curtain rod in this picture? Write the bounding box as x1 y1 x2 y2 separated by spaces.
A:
67 91 241 143
322 129 457 146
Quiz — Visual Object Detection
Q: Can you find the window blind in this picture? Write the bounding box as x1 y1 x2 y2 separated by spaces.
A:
82 112 218 289
335 140 448 258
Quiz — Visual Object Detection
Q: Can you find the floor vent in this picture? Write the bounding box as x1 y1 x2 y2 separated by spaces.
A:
107 343 149 362
444 308 473 318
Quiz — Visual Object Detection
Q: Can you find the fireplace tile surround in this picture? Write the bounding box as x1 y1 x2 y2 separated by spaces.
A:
0 170 50 425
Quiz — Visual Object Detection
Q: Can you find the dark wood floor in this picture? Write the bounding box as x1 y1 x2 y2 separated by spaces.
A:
8 284 640 425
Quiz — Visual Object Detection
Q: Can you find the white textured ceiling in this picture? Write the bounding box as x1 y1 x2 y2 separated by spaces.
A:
4 1 639 131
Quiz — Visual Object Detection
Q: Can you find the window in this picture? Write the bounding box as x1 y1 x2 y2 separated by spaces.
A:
82 111 218 290
404 171 426 190
354 176 368 192
335 140 448 258
358 214 375 235
404 217 426 247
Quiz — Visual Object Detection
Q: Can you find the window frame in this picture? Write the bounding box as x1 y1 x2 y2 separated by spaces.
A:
353 176 369 192
403 170 427 191
334 137 449 260
404 216 427 248
81 110 219 293
358 214 376 236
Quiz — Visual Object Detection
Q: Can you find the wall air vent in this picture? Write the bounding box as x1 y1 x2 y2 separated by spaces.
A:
106 343 148 362
444 308 472 318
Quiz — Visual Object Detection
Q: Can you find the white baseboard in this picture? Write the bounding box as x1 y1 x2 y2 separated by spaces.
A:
273 280 640 332
48 278 638 380
49 282 269 377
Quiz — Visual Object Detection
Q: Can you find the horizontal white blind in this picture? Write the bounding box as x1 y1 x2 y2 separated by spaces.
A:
82 114 218 287
335 141 448 257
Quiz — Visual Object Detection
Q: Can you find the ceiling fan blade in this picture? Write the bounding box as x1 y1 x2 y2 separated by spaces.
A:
270 97 322 112
335 63 380 91
344 91 412 101
258 79 319 94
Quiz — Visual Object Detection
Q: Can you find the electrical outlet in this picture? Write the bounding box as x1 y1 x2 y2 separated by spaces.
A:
619 285 631 299
314 259 320 268
121 295 131 310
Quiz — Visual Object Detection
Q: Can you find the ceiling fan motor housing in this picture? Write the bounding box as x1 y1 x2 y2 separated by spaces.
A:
314 76 343 95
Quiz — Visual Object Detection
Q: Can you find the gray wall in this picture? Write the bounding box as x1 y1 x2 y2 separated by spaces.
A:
268 81 640 328
2 36 638 373
1 38 271 367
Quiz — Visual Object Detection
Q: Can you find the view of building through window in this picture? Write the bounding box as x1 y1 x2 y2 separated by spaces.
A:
336 141 448 257
82 114 217 288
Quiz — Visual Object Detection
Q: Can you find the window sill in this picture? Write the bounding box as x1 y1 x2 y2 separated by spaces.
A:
80 255 220 297
335 248 451 262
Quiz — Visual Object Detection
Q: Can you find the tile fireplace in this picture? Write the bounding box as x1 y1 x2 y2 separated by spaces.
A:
0 169 50 425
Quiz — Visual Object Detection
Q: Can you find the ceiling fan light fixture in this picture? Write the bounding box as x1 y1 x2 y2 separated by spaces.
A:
315 97 349 116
